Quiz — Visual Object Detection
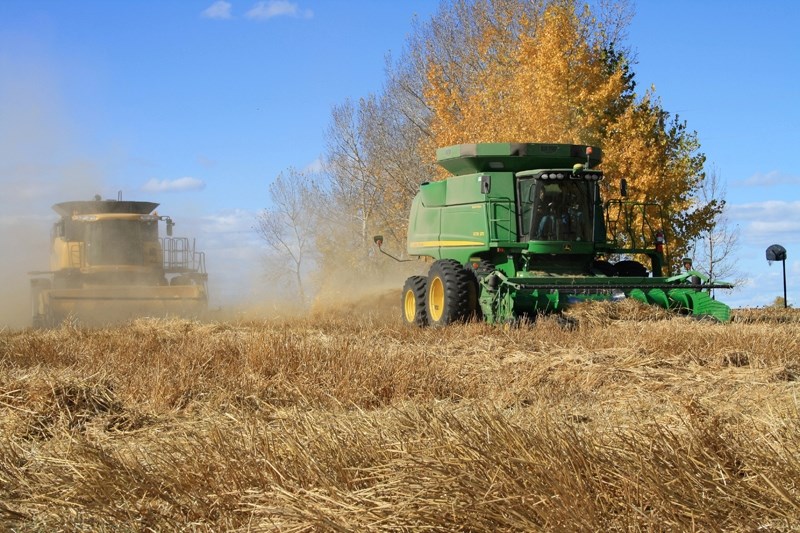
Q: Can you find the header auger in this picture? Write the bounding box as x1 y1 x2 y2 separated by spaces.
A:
378 142 733 326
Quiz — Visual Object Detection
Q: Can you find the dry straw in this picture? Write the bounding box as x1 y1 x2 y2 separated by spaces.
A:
1 301 799 530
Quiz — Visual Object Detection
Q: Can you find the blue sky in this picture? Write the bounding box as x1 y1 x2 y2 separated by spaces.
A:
1 0 798 319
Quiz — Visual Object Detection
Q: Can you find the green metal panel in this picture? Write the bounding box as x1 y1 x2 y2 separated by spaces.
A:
443 173 484 204
407 170 521 260
437 203 489 264
407 194 441 257
417 181 447 206
436 143 602 176
526 242 595 255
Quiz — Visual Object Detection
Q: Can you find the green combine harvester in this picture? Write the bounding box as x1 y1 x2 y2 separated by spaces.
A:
376 143 733 326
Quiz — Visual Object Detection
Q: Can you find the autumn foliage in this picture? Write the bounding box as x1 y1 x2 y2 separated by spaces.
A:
267 0 723 300
420 0 717 265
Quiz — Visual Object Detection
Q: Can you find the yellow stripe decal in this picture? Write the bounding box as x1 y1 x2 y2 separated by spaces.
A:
410 240 484 248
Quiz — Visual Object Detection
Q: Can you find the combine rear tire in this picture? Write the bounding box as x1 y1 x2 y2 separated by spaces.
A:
402 275 428 327
427 259 473 327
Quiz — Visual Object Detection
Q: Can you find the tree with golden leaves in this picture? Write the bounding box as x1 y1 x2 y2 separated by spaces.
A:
315 0 719 284
418 0 718 267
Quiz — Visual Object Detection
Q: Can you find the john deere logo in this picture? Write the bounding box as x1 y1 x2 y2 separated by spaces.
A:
563 244 572 252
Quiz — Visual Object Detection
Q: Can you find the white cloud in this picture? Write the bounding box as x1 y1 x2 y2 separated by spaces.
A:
198 209 258 235
749 220 800 236
303 157 323 174
726 201 800 250
246 1 313 20
202 1 233 19
141 177 206 193
736 170 800 187
728 200 800 221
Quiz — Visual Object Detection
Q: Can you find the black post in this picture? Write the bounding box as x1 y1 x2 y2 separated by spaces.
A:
783 260 788 308
766 245 789 308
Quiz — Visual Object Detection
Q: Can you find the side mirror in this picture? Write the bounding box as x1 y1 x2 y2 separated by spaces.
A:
620 178 628 197
372 234 413 262
166 219 174 237
479 175 491 194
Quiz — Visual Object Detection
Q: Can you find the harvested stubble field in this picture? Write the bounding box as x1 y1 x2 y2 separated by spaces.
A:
1 299 799 532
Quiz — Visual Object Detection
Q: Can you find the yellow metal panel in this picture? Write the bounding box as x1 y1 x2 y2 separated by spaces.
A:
43 285 207 325
50 239 83 270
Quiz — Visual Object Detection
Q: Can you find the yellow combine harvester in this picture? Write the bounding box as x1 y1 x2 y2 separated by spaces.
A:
29 196 208 327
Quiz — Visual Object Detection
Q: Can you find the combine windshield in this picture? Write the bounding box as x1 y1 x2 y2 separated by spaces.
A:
518 178 594 242
85 219 158 266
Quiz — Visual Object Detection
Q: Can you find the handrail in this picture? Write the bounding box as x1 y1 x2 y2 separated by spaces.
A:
604 200 665 250
487 198 515 242
160 237 206 273
69 243 82 268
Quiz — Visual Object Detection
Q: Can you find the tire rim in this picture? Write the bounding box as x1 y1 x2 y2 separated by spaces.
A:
429 276 444 321
404 289 416 322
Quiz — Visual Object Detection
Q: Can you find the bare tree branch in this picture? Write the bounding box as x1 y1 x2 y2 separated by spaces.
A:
256 169 320 305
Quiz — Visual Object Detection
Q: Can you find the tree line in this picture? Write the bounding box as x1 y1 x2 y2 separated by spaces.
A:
258 0 737 306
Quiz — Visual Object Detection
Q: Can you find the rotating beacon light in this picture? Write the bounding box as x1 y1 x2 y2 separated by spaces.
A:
654 230 665 255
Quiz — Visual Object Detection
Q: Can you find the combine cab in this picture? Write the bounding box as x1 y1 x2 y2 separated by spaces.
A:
29 196 208 327
382 143 733 326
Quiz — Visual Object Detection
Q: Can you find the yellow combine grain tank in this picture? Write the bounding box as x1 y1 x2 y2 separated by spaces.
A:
29 197 208 327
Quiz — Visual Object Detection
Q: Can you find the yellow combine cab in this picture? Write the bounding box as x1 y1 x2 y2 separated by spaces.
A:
29 196 208 327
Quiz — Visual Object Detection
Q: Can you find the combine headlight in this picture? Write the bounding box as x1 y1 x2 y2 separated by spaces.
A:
540 172 567 180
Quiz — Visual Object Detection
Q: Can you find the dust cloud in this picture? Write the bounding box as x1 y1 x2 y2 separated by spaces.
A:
204 248 418 323
308 257 424 322
0 56 102 328
0 55 414 328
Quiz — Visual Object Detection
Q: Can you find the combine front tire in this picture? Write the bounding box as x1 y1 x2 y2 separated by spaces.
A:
467 259 496 320
402 275 428 327
427 259 473 327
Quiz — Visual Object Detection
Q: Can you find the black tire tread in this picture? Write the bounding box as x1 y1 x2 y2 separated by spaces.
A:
402 275 428 327
615 260 648 277
427 259 474 327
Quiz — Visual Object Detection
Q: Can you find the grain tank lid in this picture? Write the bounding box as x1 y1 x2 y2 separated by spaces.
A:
52 200 160 217
436 143 602 176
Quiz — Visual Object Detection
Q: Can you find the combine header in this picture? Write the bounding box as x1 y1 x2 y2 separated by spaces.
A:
378 143 733 326
29 196 208 327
